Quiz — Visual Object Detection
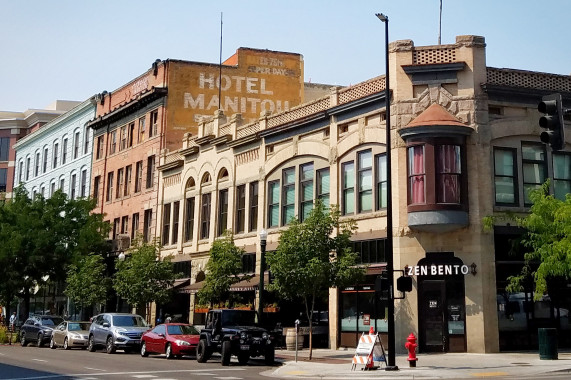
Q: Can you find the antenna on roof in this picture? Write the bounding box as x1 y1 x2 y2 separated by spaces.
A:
218 12 223 110
438 0 442 45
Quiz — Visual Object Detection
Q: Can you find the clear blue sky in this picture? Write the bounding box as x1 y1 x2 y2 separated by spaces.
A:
2 0 570 111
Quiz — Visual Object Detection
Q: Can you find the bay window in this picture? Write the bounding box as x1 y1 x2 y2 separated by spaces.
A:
436 145 461 204
408 145 425 204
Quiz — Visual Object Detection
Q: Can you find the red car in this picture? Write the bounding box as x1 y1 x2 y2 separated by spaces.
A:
140 323 199 359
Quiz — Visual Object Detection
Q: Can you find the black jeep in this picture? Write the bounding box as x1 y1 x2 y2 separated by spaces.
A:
196 309 275 366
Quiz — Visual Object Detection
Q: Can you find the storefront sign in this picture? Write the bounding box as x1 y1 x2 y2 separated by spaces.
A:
407 264 470 276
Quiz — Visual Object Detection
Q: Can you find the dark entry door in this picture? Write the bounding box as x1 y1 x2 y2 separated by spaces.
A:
419 280 446 352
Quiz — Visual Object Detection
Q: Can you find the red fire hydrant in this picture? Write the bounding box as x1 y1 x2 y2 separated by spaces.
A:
404 333 418 367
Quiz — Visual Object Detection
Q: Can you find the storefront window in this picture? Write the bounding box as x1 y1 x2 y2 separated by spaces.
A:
340 285 387 347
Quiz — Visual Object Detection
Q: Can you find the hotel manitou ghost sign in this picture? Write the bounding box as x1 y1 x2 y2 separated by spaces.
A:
167 48 304 141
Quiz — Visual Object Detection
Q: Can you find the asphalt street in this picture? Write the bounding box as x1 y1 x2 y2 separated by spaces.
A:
0 344 276 380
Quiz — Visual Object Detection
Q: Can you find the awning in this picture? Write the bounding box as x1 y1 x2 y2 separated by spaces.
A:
172 278 190 289
178 273 270 294
180 281 204 295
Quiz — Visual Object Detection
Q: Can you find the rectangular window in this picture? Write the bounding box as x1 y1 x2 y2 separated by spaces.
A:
106 172 114 202
408 145 425 204
0 138 8 161
124 165 132 196
218 189 229 236
116 168 124 199
110 131 117 154
494 148 517 205
522 144 546 205
135 161 143 193
53 143 59 168
249 182 258 232
172 201 180 245
200 193 211 239
146 155 155 188
113 218 120 239
128 122 135 148
317 168 330 208
43 147 48 173
0 168 7 192
300 163 314 221
18 161 23 183
96 136 104 159
235 185 246 234
50 182 56 197
375 154 387 209
27 156 31 180
150 110 158 137
59 178 64 190
184 197 195 242
70 174 76 200
436 145 461 204
242 254 256 274
62 138 68 164
553 153 571 201
282 167 295 225
121 215 129 234
268 180 280 228
119 126 127 151
138 117 146 143
358 151 373 212
80 169 87 198
162 203 171 245
342 161 355 215
131 212 139 240
74 131 80 159
34 153 39 177
84 127 90 154
93 176 101 205
143 209 152 242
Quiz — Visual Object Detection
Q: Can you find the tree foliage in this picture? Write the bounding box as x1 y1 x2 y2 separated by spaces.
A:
266 200 365 358
504 182 571 299
197 231 248 306
113 239 178 311
65 253 110 319
0 186 109 318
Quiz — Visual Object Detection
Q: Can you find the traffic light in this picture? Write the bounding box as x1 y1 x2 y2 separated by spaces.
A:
538 93 566 151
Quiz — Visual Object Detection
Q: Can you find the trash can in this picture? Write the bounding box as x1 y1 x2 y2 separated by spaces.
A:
538 328 558 360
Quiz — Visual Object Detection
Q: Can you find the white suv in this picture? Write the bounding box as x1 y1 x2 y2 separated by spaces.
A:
88 313 150 354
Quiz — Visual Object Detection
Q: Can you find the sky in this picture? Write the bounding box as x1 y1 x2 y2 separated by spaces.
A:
2 0 570 112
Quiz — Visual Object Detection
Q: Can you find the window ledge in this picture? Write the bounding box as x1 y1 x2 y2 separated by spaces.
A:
408 210 468 233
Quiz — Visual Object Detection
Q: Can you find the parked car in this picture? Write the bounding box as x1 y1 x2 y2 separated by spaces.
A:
88 313 150 354
50 321 91 350
196 309 274 366
140 323 199 359
20 315 64 347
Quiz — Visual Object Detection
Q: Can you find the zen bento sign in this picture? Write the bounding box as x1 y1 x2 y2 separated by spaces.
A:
407 264 470 276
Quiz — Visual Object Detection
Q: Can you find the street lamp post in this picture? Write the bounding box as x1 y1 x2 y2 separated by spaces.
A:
258 229 268 326
375 12 399 371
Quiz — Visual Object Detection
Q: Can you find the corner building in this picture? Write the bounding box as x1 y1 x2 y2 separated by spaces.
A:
159 35 571 354
87 48 305 253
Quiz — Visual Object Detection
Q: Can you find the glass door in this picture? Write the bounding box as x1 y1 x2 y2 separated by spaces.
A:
419 279 446 352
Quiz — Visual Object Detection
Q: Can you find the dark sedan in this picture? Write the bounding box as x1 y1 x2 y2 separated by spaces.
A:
140 323 199 359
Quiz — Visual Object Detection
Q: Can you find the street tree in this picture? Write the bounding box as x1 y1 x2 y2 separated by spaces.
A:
65 253 110 320
0 186 109 319
113 239 178 321
266 200 365 359
197 231 249 307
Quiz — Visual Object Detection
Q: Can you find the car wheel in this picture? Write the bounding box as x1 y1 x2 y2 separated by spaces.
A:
196 339 209 363
64 337 70 350
105 336 116 354
221 340 231 366
238 351 249 365
87 336 96 352
49 337 56 349
165 343 173 359
265 346 275 365
37 333 44 348
140 342 149 357
21 332 28 347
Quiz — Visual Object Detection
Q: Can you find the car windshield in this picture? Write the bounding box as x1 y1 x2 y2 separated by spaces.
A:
69 322 91 331
167 325 199 335
221 310 255 327
112 315 147 327
42 317 63 326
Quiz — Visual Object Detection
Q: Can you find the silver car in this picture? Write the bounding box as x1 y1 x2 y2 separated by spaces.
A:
88 313 150 354
50 321 91 350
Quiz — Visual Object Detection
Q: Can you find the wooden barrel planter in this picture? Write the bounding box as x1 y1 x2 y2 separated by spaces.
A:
285 328 304 351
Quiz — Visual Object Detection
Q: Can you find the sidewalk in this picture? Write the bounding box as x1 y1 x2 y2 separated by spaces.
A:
264 348 571 379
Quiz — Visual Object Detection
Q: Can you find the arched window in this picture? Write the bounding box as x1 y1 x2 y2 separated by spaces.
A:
218 168 229 182
186 177 196 189
201 172 211 185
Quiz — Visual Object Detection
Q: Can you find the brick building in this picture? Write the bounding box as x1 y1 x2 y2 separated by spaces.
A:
157 35 571 354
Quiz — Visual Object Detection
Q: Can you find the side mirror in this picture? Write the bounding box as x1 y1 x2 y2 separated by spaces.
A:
102 322 110 328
